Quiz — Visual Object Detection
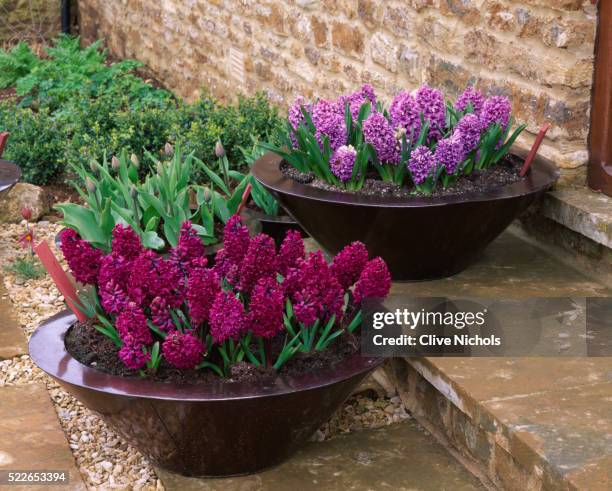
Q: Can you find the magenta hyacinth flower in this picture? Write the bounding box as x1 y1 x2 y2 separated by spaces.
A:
330 145 357 182
162 331 204 369
248 277 284 339
238 234 277 295
127 250 183 308
171 221 206 267
363 112 400 164
312 99 347 151
480 95 511 130
118 334 150 370
150 296 174 332
59 229 103 285
353 257 392 304
115 303 153 345
290 251 344 325
434 136 465 175
187 267 221 325
223 215 250 266
408 146 437 185
415 85 446 140
389 91 422 141
454 113 482 154
331 241 369 289
454 86 485 115
209 290 247 344
111 224 142 260
278 230 305 277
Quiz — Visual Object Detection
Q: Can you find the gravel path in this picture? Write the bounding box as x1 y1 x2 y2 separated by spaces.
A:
0 219 410 489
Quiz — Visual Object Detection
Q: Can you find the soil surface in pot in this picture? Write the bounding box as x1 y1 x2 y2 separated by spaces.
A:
65 318 360 384
281 154 526 198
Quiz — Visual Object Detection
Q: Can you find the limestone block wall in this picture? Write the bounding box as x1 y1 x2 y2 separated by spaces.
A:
77 0 598 180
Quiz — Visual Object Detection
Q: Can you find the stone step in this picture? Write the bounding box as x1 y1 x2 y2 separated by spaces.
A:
388 230 612 491
0 384 85 490
519 187 612 287
0 274 26 360
156 420 485 490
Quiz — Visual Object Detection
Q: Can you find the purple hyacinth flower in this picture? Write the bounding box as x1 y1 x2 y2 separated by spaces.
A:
389 91 422 142
338 84 377 121
454 113 482 154
415 85 446 140
312 99 347 151
248 276 284 339
363 112 400 164
454 86 485 115
331 241 369 289
118 334 150 370
480 95 511 130
408 146 437 185
330 145 357 182
434 136 465 175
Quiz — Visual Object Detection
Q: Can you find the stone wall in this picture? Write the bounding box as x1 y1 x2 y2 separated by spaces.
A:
77 0 598 180
1 0 60 45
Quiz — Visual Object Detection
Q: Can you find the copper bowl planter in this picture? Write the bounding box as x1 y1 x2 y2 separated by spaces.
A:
241 207 309 247
29 311 382 477
252 151 559 281
0 159 21 197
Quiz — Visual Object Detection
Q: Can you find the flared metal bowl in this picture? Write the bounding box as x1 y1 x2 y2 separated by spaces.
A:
252 151 559 280
29 311 382 477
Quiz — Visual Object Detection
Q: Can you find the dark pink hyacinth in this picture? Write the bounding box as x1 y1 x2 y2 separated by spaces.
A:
162 331 204 369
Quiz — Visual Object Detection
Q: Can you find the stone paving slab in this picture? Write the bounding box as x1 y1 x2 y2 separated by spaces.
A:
156 419 484 490
0 384 85 490
0 274 26 360
390 229 612 490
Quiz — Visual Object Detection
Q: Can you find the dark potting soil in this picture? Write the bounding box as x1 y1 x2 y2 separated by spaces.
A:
281 154 526 199
65 317 360 385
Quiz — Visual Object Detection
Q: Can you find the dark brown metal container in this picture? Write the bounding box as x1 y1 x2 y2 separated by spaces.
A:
241 207 309 247
29 311 382 477
252 151 559 281
0 159 21 197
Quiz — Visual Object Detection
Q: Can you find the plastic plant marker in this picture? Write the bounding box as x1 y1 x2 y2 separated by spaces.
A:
237 182 253 215
0 132 8 158
34 240 88 321
520 124 550 177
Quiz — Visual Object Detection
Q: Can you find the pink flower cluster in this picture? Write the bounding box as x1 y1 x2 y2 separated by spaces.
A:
61 215 392 373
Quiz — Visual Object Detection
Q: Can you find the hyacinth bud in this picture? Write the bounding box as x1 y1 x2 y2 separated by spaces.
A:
21 207 32 221
86 177 96 193
157 161 164 175
130 153 140 168
215 140 225 158
130 186 138 198
111 155 120 170
164 142 174 156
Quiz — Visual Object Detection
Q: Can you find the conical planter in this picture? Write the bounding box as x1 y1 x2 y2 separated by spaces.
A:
29 311 382 477
0 159 21 197
251 151 558 281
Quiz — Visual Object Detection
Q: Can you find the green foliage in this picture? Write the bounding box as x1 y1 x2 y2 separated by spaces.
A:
0 103 64 184
3 256 45 280
0 35 173 111
56 147 231 251
0 36 282 187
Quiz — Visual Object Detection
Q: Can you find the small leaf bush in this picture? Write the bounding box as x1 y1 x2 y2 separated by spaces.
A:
0 36 282 185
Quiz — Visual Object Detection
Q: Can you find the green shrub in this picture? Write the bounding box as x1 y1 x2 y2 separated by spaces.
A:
0 36 282 186
0 103 65 184
0 35 174 112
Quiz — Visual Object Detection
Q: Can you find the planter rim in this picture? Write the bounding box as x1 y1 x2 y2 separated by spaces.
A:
251 148 559 208
0 159 21 195
29 310 382 402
